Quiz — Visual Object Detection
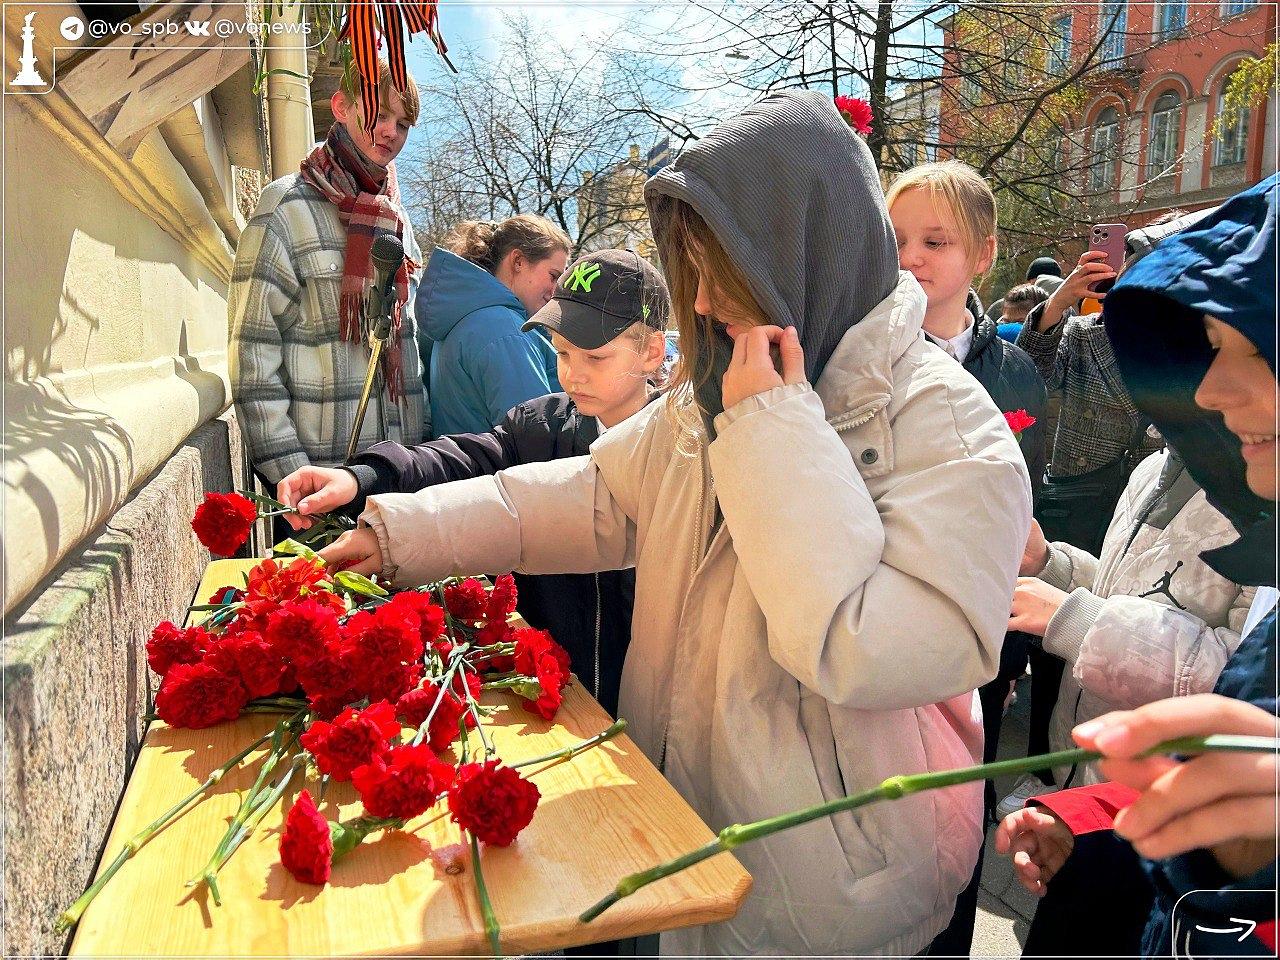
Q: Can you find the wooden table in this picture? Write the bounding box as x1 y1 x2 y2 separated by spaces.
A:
69 560 750 957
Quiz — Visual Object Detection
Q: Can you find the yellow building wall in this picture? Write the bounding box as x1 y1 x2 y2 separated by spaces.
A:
4 104 235 615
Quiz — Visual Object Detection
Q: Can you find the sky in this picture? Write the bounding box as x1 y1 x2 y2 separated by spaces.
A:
399 1 943 208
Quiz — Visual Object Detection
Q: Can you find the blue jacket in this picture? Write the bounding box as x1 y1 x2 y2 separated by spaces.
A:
416 247 561 437
1106 174 1278 957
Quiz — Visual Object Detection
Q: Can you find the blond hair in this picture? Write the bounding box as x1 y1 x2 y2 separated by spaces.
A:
885 160 997 267
339 58 421 126
444 215 571 275
659 198 769 452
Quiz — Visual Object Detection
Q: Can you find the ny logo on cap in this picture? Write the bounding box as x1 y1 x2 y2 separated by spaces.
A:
564 261 603 293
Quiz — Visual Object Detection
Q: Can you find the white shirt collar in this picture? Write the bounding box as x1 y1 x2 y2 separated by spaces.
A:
924 319 976 364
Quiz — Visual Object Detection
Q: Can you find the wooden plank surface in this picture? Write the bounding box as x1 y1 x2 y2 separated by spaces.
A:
69 560 750 957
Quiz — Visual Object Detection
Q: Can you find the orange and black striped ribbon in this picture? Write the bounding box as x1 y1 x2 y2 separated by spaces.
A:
346 0 381 137
379 2 408 92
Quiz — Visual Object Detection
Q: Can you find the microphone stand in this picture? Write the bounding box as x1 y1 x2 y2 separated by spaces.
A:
346 270 398 464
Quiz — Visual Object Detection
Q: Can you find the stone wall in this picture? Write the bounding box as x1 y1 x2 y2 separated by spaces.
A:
2 409 246 958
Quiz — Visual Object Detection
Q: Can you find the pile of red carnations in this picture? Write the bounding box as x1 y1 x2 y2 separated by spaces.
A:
59 491 620 955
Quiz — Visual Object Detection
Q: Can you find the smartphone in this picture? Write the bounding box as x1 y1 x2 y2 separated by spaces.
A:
1087 222 1128 294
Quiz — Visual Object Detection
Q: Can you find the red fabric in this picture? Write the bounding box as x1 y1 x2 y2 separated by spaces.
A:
1030 782 1141 836
1256 919 1276 951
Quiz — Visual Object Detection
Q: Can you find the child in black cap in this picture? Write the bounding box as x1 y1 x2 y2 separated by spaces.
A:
275 248 669 718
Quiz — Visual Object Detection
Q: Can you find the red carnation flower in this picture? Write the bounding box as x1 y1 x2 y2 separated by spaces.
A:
205 630 286 700
513 628 572 684
296 644 361 719
447 760 540 847
1003 409 1037 436
146 621 211 676
246 557 330 606
300 701 401 781
396 680 473 752
264 598 341 664
279 789 333 885
486 574 518 622
344 605 425 704
382 590 447 649
154 660 248 728
351 744 455 820
472 619 515 672
834 95 873 135
191 492 257 557
443 578 489 622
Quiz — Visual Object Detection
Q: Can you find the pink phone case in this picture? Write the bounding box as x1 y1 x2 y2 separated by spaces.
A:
1087 222 1128 294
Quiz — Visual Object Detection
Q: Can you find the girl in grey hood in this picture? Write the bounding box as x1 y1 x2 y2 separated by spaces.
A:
321 90 1031 955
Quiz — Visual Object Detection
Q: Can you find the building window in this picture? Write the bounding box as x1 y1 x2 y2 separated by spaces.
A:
1099 1 1127 61
925 114 940 162
1147 91 1182 176
1090 107 1121 192
1156 0 1187 36
1214 85 1249 165
1223 0 1256 16
1049 15 1073 73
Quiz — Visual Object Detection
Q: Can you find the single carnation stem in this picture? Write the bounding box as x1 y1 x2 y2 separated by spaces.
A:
479 677 538 693
410 652 469 748
186 712 305 902
469 831 503 958
579 734 1279 924
55 729 275 933
512 719 627 771
459 675 495 759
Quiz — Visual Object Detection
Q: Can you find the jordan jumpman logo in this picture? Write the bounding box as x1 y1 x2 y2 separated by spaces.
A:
1137 561 1186 610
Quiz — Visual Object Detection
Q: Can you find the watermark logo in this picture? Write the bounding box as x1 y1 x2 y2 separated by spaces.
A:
10 12 46 88
59 17 85 42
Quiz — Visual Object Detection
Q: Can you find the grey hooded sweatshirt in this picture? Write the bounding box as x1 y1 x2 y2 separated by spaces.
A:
362 90 1030 956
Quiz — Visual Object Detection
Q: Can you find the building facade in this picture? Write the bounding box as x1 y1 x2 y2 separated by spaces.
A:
938 1 1276 233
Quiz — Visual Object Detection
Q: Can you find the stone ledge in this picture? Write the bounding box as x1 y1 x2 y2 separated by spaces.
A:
3 410 243 957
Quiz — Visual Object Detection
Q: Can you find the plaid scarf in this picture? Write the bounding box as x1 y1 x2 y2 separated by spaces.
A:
299 123 419 401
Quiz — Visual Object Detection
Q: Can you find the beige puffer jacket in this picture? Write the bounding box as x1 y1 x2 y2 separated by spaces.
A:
364 273 1031 956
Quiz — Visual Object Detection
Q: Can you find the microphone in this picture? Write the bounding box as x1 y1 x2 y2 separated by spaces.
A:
369 234 406 341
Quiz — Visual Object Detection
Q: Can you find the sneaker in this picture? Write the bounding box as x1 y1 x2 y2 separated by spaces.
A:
995 773 1058 820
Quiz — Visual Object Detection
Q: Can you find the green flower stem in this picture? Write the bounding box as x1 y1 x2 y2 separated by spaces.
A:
579 733 1279 924
187 712 304 903
189 751 307 905
459 672 495 759
469 831 503 958
54 729 275 933
479 677 539 693
512 720 627 771
410 651 469 748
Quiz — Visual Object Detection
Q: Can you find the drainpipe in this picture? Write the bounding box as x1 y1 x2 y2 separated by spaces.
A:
265 0 314 178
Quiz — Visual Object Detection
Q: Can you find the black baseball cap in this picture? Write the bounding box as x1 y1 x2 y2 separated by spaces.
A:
522 249 669 350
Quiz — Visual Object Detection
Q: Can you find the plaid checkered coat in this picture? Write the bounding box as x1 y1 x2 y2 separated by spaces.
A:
229 175 426 484
1016 302 1162 479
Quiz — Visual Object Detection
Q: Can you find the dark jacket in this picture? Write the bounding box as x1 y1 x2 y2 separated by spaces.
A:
346 392 634 716
1104 173 1277 957
416 247 561 437
962 292 1047 504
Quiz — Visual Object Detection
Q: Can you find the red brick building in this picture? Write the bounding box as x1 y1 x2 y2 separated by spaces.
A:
939 1 1276 232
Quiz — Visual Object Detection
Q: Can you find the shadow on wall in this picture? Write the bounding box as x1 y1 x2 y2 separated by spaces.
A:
2 380 134 609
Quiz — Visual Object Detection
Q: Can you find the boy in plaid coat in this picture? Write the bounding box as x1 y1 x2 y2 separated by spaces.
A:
229 61 426 489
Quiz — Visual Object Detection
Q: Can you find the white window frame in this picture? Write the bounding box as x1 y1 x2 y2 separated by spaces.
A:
1099 1 1127 61
1147 92 1182 175
1214 86 1249 165
1157 0 1187 37
1090 108 1121 192
1222 0 1256 17
1049 15 1073 73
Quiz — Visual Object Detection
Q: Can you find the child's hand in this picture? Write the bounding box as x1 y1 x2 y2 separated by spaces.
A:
317 527 383 577
1008 577 1068 636
995 806 1075 896
721 325 805 411
1074 694 1279 877
277 466 359 530
1020 519 1050 576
